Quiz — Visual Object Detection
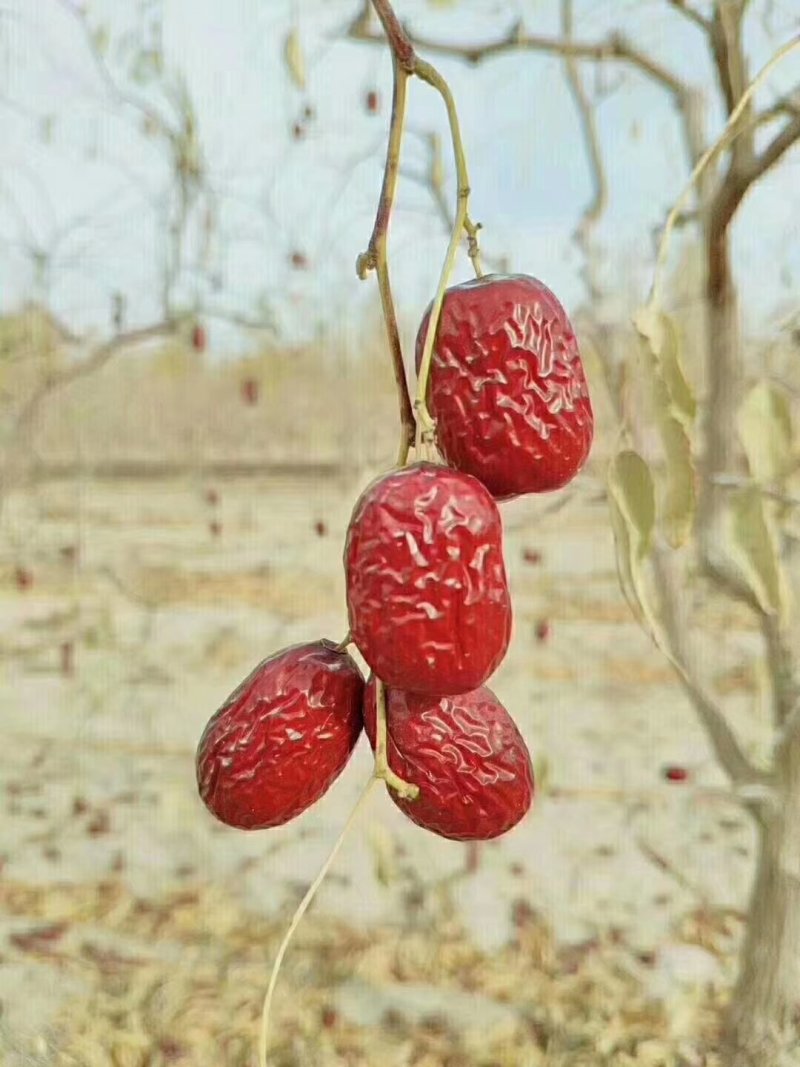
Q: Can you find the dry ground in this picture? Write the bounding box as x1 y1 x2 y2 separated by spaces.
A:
0 460 770 1066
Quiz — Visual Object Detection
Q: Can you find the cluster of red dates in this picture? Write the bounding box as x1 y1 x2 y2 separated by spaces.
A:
196 274 593 842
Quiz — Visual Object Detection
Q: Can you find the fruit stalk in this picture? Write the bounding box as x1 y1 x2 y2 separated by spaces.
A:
355 0 488 798
372 676 419 800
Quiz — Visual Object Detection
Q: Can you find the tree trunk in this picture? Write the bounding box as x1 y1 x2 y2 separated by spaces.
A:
697 227 743 567
725 739 800 1065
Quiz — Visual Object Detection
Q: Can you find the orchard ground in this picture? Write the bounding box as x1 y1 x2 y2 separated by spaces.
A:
0 341 774 1065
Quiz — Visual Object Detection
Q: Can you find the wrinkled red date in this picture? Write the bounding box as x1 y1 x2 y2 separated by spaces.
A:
196 640 364 830
415 273 594 500
363 677 534 841
344 462 512 697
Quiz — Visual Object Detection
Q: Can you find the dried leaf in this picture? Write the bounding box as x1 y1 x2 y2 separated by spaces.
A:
726 486 788 618
91 24 109 56
737 380 793 485
607 451 664 643
533 753 550 795
633 304 695 427
284 29 306 91
635 304 697 546
654 380 696 548
608 450 655 561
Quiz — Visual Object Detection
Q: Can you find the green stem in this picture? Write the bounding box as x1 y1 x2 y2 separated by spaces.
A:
412 57 474 451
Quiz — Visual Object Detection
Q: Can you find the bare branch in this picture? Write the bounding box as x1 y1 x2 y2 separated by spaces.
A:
754 109 800 178
346 18 688 101
12 320 177 443
651 548 769 791
54 0 165 129
559 0 607 303
666 0 711 32
710 111 800 242
712 473 800 509
762 614 800 730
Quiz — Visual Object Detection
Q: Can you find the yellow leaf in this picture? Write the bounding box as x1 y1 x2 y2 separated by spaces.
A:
635 304 696 546
652 374 696 548
283 29 306 91
633 304 695 428
726 486 789 619
737 380 793 485
607 451 666 646
608 450 655 559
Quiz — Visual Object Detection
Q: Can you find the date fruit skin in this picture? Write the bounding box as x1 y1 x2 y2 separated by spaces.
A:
196 640 364 830
415 273 593 500
363 677 534 841
344 461 512 697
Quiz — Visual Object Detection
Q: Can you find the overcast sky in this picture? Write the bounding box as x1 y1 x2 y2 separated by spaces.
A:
1 0 799 355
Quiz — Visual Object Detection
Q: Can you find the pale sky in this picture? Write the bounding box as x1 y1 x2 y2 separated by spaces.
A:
1 0 799 354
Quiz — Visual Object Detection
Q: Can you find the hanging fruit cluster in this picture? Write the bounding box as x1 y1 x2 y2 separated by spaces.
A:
196 272 593 843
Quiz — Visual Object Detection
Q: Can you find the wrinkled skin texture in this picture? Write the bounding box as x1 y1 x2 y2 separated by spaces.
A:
196 641 364 830
363 678 534 841
415 273 594 500
345 462 512 697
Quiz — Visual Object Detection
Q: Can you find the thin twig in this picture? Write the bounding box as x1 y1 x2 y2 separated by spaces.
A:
650 34 800 305
560 0 607 302
258 776 378 1067
11 320 177 444
712 473 800 509
356 45 416 465
347 17 687 100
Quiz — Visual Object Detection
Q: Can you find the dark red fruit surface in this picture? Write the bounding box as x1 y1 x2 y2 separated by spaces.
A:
344 462 511 697
363 678 533 841
415 273 594 500
662 765 690 783
196 640 364 830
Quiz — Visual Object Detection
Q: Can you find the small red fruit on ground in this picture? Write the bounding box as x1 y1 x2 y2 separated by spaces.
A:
241 378 259 406
522 548 542 565
314 519 327 537
662 764 690 783
15 567 33 591
60 641 74 677
290 250 308 270
363 678 533 841
535 619 550 643
344 461 512 696
365 89 380 113
197 640 364 830
191 323 206 352
415 273 594 500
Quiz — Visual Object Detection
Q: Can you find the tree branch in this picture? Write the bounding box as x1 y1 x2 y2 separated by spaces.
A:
347 18 688 101
666 0 711 32
651 547 769 792
710 110 800 242
560 0 607 302
12 320 177 443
